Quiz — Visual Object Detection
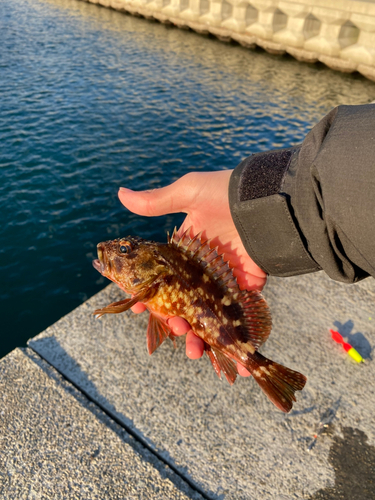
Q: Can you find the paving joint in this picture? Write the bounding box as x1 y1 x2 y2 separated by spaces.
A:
27 343 212 500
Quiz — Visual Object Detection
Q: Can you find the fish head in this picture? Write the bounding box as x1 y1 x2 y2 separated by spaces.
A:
92 236 166 293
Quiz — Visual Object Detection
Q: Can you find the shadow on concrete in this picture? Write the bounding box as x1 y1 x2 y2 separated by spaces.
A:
333 319 372 360
288 405 316 417
26 338 220 500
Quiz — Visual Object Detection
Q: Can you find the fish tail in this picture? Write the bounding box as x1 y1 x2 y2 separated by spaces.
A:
247 351 306 412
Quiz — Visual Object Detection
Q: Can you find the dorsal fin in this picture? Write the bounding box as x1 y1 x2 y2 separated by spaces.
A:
169 229 272 349
238 289 272 348
170 226 192 249
169 228 240 291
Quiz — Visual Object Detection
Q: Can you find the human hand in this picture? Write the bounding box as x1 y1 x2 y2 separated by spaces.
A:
118 170 267 376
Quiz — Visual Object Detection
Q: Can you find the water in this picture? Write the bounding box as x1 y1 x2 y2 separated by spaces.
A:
1 0 375 359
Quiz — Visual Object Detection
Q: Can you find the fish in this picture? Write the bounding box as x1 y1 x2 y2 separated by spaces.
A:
92 228 306 412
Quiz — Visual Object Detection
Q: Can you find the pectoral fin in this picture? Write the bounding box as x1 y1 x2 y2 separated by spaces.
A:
204 344 238 385
147 314 173 354
93 288 153 319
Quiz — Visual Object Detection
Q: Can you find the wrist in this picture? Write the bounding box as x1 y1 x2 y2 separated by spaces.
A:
229 148 320 277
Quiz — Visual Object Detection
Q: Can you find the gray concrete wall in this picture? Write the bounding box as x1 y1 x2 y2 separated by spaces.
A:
81 0 375 81
1 272 374 498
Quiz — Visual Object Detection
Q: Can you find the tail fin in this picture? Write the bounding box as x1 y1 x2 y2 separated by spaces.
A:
248 352 306 412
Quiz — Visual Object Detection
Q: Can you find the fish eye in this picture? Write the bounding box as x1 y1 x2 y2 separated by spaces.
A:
119 243 132 254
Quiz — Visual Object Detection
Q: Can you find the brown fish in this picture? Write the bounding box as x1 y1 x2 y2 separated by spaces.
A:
92 229 306 412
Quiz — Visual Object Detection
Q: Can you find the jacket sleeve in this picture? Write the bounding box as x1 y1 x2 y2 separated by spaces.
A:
228 104 375 283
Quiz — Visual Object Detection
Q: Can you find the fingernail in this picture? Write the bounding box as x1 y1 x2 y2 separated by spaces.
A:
119 187 133 193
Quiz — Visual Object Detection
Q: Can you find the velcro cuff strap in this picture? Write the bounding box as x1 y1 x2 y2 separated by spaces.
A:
231 194 321 277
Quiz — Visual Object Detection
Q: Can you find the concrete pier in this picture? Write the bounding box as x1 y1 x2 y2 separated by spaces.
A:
1 272 374 498
79 0 375 81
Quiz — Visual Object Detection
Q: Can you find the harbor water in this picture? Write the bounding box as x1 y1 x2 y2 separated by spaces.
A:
1 0 375 359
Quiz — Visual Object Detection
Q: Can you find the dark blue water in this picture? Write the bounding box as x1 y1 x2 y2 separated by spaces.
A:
1 0 375 359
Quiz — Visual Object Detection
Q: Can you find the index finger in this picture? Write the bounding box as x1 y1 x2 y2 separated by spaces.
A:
167 316 191 336
131 302 147 314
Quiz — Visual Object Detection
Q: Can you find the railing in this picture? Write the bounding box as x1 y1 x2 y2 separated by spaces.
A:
84 0 375 81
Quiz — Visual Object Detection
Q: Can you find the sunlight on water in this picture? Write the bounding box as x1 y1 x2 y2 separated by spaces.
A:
1 0 375 358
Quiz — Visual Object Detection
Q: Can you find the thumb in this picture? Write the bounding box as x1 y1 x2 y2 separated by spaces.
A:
118 176 195 217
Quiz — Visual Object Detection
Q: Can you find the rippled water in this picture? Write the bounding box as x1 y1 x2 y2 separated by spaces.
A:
1 0 375 359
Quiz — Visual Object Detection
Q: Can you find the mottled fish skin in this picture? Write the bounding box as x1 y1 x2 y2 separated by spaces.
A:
148 243 264 365
92 229 306 412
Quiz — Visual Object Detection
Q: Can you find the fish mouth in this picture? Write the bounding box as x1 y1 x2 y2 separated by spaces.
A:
92 243 110 275
92 259 102 272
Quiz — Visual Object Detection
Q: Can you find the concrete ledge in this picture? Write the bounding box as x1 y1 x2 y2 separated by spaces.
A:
24 272 375 498
0 348 203 499
80 0 375 81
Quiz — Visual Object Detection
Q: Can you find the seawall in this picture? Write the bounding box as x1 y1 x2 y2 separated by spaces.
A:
80 0 375 81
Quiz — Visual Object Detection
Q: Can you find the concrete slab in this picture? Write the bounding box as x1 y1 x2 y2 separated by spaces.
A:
28 273 375 499
0 348 204 499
